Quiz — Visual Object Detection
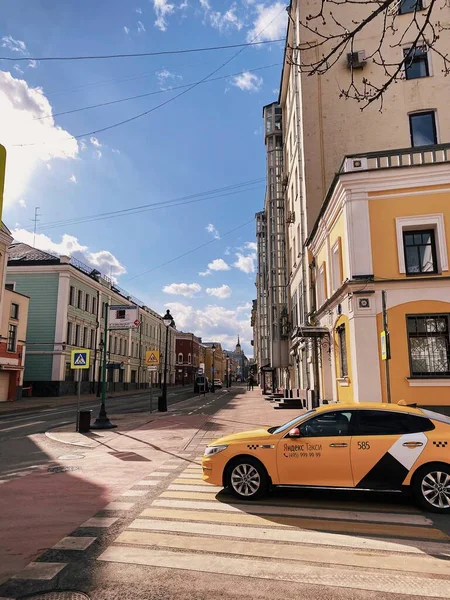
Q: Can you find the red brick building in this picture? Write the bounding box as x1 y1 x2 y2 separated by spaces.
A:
175 333 201 385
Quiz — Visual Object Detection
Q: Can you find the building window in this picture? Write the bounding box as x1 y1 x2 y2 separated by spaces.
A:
83 327 88 347
74 324 80 346
316 262 327 308
409 111 437 147
337 325 348 377
7 324 17 352
101 302 106 319
92 297 97 315
10 303 19 319
404 45 429 80
398 0 423 14
407 315 450 377
69 286 75 306
178 353 183 363
331 238 343 293
5 282 15 291
123 340 128 356
188 353 192 364
85 294 90 312
65 362 74 382
396 214 448 274
77 289 83 309
66 321 73 345
131 370 137 383
403 229 437 274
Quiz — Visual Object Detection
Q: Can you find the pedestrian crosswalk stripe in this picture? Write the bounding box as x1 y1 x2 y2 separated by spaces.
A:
147 472 172 477
139 506 448 540
104 502 135 511
114 530 450 576
97 546 450 597
135 480 161 486
128 518 450 556
11 562 67 581
153 498 433 526
168 484 223 493
81 517 118 528
173 477 208 484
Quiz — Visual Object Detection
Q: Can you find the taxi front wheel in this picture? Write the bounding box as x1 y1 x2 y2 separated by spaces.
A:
226 457 269 500
412 463 450 513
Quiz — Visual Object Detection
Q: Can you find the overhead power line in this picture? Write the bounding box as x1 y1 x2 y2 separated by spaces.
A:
37 178 265 232
126 218 255 282
14 6 287 147
1 39 284 63
34 64 281 121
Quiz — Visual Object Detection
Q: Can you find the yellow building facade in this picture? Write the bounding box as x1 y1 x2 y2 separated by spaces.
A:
307 149 450 408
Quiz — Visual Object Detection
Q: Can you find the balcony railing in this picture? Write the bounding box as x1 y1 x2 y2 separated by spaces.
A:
341 143 450 172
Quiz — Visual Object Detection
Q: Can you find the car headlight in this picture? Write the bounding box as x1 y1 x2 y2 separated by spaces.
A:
204 445 228 456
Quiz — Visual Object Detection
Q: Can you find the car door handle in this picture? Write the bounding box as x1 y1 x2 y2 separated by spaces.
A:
402 441 423 448
329 443 348 448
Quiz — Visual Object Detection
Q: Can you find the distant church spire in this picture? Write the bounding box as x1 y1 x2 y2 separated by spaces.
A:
237 335 241 347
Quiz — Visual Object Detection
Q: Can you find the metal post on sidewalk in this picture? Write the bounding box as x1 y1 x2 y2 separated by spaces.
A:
149 379 153 413
91 303 117 429
76 368 81 432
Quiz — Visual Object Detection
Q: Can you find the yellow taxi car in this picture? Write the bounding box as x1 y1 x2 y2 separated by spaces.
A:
202 403 450 512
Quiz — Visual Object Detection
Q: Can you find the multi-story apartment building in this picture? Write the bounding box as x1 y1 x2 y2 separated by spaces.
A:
0 224 29 401
7 242 176 396
225 338 249 383
255 0 450 404
175 332 201 385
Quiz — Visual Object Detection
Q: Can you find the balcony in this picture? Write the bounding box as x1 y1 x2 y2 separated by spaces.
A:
341 143 450 172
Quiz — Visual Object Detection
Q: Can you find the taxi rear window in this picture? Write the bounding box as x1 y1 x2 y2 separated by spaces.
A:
422 409 450 425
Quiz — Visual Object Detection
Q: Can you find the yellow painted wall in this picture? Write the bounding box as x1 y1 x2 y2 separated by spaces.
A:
369 187 450 280
377 300 450 406
333 315 354 403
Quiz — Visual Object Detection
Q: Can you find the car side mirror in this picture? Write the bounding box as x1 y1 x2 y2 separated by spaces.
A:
288 427 301 438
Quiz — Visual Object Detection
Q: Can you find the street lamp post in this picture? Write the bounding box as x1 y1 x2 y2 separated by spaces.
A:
158 309 173 412
211 343 216 393
91 303 116 429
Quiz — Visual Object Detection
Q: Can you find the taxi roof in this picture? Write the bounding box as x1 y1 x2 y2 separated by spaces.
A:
315 402 425 415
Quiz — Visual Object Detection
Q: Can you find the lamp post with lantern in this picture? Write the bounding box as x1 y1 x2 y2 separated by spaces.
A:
159 309 174 412
91 304 116 429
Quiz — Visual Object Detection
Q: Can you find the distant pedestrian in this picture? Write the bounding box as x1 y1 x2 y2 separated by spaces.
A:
247 377 251 391
249 376 255 391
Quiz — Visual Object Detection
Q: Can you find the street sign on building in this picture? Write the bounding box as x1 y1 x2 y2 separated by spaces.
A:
145 350 160 366
109 305 139 329
147 366 158 372
380 330 390 361
71 349 90 369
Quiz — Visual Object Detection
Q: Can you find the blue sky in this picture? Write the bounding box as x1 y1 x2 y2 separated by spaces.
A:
1 0 287 355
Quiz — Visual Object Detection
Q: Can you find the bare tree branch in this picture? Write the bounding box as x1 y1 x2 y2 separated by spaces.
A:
288 0 450 109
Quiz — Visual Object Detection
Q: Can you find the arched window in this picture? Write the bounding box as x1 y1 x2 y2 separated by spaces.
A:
178 353 183 363
188 353 192 364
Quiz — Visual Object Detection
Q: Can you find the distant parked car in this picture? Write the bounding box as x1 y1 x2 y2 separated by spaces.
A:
194 375 210 393
214 379 223 389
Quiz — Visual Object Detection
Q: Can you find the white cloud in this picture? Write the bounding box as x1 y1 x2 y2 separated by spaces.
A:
199 0 210 8
28 59 38 69
80 139 88 151
94 150 102 159
163 282 202 297
13 64 24 74
11 228 126 280
244 241 257 251
209 3 243 31
136 7 143 13
19 198 26 207
156 68 182 89
231 71 263 92
199 270 211 276
206 223 220 240
208 258 230 271
0 71 79 206
137 20 146 33
236 302 252 313
224 246 231 256
89 136 102 147
124 26 130 34
234 252 256 273
180 0 188 7
69 174 77 183
153 0 175 31
1 36 27 55
206 285 232 299
246 2 287 42
164 301 253 354
112 148 121 154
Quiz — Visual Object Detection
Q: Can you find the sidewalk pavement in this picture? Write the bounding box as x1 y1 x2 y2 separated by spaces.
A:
0 385 186 415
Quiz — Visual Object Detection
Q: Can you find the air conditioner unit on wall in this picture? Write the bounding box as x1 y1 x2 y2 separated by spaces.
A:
347 50 366 69
343 157 368 172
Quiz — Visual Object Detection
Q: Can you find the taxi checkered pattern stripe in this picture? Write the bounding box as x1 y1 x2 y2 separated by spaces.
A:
433 441 448 447
247 444 259 450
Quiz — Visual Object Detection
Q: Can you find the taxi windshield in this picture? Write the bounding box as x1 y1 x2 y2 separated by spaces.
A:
271 410 316 434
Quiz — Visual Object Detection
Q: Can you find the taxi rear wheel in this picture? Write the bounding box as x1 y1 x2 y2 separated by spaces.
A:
412 463 450 513
226 457 269 500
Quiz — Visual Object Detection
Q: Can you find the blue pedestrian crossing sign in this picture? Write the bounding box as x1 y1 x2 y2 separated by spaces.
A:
71 349 90 369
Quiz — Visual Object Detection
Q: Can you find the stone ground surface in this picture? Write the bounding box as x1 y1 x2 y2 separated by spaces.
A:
1 387 450 600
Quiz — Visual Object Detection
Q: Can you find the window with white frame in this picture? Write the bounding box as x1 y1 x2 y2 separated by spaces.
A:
297 225 301 256
331 238 343 293
404 44 429 80
396 214 448 275
409 111 437 147
188 353 192 364
178 353 183 363
317 262 327 308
